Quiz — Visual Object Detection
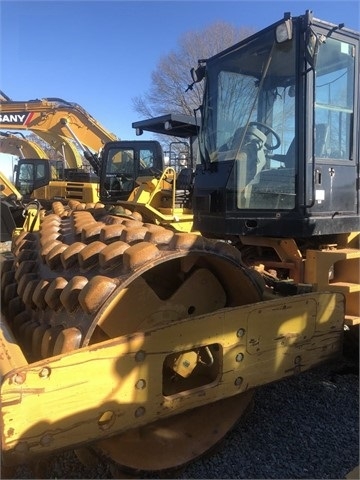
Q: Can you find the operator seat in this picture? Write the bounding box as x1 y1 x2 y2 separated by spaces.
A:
281 138 295 168
241 138 296 209
234 125 268 207
233 125 268 185
315 123 329 157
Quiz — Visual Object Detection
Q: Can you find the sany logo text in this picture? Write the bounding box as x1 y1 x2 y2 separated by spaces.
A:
0 112 35 124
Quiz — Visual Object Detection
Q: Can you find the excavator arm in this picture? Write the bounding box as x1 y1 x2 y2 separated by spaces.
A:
0 96 118 173
0 132 49 159
30 131 84 170
0 130 92 172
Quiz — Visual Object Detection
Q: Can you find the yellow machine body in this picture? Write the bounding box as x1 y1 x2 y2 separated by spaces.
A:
116 167 195 232
0 96 117 162
1 11 359 476
0 291 343 464
0 95 118 205
0 171 22 201
34 179 100 204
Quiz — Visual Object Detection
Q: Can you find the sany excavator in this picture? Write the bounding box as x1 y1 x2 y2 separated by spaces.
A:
0 11 359 478
0 93 115 204
0 92 117 163
0 128 85 188
0 130 84 241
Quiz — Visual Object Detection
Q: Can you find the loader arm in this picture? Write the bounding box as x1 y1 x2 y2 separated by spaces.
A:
0 170 22 200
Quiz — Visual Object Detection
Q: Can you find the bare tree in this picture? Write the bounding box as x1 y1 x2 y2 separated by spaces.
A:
132 21 255 119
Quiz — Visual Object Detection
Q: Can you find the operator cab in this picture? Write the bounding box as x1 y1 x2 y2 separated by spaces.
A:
99 140 164 202
192 11 359 237
14 158 63 197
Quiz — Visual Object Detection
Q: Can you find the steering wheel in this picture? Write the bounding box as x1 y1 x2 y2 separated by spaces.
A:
116 173 133 182
249 121 281 150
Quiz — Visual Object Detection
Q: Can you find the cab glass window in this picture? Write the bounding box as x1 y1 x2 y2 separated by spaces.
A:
315 37 355 159
139 149 155 170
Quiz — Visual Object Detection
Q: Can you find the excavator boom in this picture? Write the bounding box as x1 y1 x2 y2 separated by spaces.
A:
0 96 118 172
0 93 120 205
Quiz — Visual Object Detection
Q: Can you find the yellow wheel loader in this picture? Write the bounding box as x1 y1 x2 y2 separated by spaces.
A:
97 113 199 233
0 11 359 477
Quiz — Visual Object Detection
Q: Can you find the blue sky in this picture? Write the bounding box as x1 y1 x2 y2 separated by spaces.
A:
1 0 359 143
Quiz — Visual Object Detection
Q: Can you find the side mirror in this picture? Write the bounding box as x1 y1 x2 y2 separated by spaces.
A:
186 63 206 92
190 65 206 84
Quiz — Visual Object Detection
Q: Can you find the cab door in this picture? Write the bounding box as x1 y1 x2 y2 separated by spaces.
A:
310 32 358 216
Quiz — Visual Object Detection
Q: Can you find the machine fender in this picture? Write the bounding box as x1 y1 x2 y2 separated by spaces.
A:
1 292 344 464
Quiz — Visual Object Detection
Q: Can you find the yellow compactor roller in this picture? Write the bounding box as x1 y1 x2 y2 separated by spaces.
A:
0 10 359 476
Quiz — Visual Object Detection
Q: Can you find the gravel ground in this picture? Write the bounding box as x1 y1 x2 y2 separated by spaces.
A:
4 358 358 480
0 241 12 253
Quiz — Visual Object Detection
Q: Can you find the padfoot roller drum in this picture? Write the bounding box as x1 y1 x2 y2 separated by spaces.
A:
0 204 344 475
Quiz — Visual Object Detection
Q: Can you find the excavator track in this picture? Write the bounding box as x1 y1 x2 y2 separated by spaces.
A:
1 202 265 474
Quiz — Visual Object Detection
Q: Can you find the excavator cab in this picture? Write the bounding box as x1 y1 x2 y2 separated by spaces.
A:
14 158 56 196
192 11 359 238
99 140 164 202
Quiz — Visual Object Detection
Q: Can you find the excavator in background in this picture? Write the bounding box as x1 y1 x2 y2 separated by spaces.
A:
0 129 90 239
0 94 117 204
0 11 359 478
0 131 49 159
0 95 186 205
0 132 46 241
0 93 118 159
0 128 87 194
